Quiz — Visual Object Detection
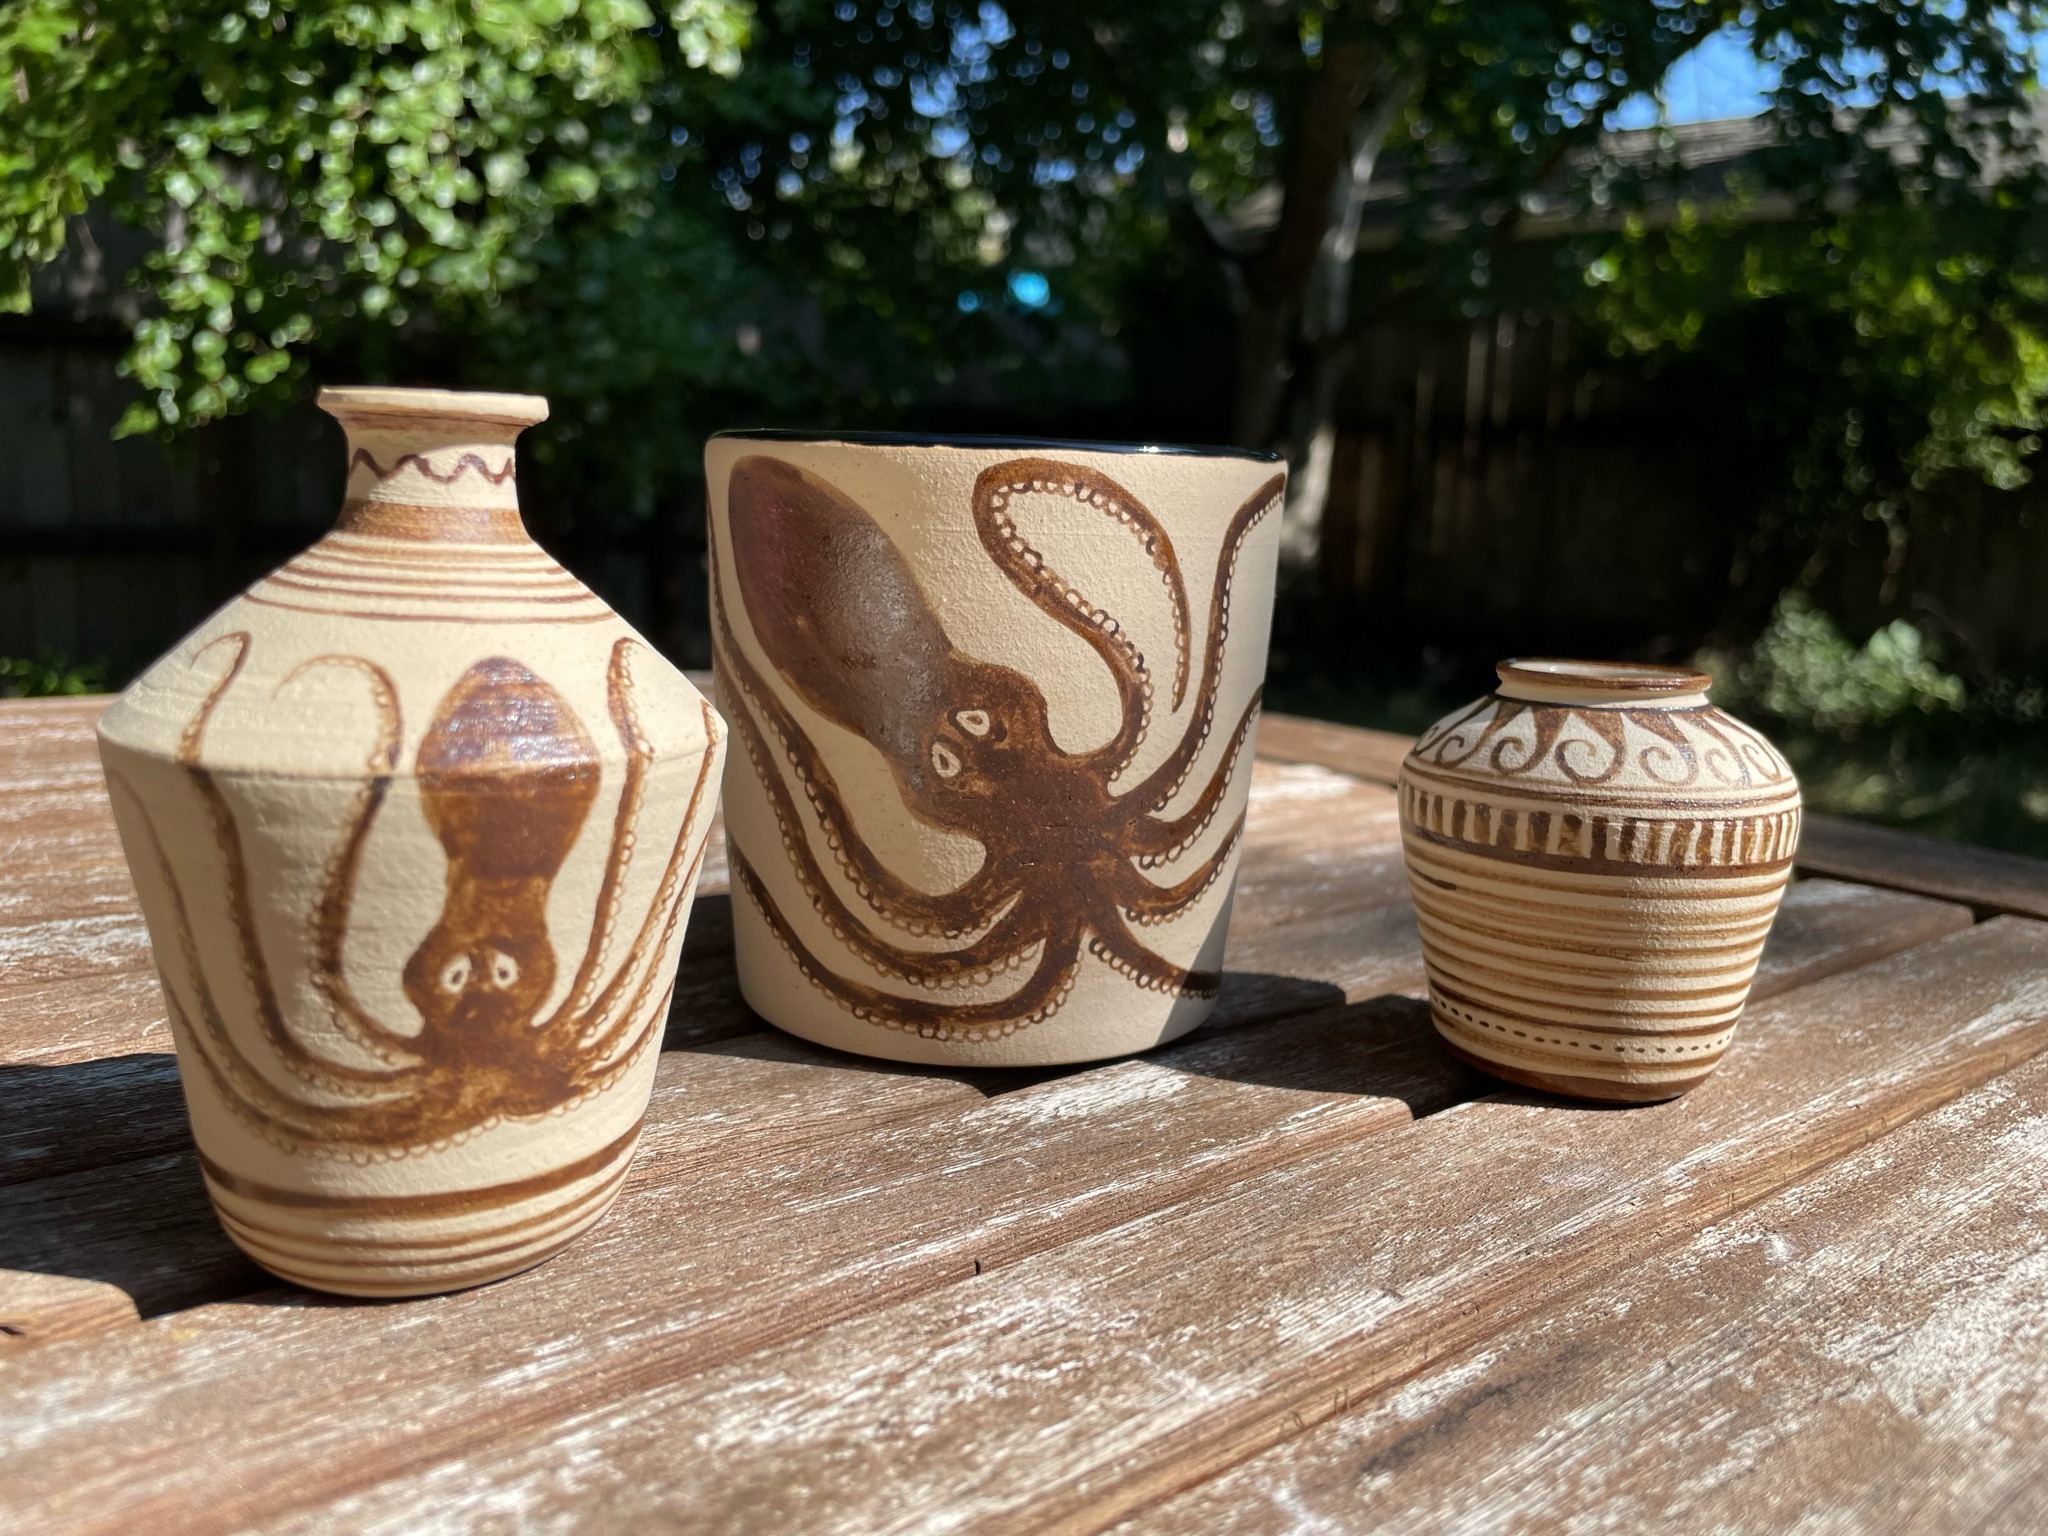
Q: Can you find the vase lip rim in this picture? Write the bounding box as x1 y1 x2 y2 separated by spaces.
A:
1496 657 1714 703
318 386 549 430
710 426 1284 464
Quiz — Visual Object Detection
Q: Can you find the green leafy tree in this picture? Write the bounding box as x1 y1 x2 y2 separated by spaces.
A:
1 0 750 429
5 0 2044 598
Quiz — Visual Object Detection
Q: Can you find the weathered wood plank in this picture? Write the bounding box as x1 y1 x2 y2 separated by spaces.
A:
1123 1050 2048 1536
1798 812 2048 920
1254 712 1410 786
0 998 1476 1532
235 920 2048 1536
1218 876 1966 1035
0 1032 1007 1324
0 874 1968 1347
0 1270 137 1355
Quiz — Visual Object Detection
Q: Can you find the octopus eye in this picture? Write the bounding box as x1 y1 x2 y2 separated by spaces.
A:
954 709 992 737
930 740 963 778
439 956 471 994
489 950 520 989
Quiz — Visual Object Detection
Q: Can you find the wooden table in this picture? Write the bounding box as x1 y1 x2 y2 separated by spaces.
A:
6 695 2048 1533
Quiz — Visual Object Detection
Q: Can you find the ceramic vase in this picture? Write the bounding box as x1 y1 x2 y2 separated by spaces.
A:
1398 659 1801 1102
97 387 726 1296
705 430 1286 1067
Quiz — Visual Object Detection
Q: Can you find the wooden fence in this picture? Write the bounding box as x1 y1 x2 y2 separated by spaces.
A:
6 310 2047 685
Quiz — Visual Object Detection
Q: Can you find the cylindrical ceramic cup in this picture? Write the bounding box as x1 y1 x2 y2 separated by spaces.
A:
1398 658 1802 1102
705 430 1286 1066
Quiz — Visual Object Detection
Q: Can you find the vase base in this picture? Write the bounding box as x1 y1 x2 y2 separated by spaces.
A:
1436 1032 1718 1105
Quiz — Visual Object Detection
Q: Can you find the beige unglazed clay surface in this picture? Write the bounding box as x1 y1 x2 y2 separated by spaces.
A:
96 387 726 1296
1398 659 1802 1101
706 434 1286 1066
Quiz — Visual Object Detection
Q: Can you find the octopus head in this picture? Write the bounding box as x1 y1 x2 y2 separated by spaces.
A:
403 656 599 1055
727 454 1069 829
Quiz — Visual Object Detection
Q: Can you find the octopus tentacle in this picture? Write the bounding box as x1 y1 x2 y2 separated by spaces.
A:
972 457 1190 772
711 540 1008 937
722 662 1036 987
285 655 420 1064
1086 915 1222 999
564 839 709 1090
542 637 655 1032
733 849 1082 1040
1128 691 1260 863
107 768 411 1154
1116 814 1246 926
177 634 407 1091
1129 474 1285 814
554 696 723 1074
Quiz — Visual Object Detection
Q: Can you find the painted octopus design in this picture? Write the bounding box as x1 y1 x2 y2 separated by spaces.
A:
106 633 717 1155
712 453 1284 1039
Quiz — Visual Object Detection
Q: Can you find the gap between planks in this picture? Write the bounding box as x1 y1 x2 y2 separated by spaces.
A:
213 917 2048 1536
0 877 1965 1346
0 896 1989 1532
1121 1047 2048 1535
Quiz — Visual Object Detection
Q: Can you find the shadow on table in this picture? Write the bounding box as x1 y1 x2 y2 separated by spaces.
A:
0 1055 267 1317
1164 987 1489 1119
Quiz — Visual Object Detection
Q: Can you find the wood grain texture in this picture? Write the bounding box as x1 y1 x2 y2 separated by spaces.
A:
0 873 1968 1356
1799 811 2048 919
0 1269 137 1355
0 1029 1007 1324
1123 1050 2048 1536
0 873 1963 1336
0 999 1475 1534
234 920 2048 1536
1254 712 1411 786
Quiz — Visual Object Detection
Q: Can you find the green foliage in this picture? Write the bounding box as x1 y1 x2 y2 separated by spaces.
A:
0 0 751 431
1706 590 1967 733
1700 594 2048 858
1584 191 2048 566
0 653 109 696
6 0 2047 566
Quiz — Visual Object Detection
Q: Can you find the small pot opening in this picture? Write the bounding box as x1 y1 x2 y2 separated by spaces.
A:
1495 658 1713 707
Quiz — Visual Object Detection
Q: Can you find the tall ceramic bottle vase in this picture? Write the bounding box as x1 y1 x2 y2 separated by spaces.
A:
1398 659 1801 1103
97 387 726 1297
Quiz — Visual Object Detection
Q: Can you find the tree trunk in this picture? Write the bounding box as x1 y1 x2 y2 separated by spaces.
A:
1279 79 1413 574
1228 41 1380 450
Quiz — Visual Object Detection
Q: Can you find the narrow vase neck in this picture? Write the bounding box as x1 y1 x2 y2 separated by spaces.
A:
319 387 548 544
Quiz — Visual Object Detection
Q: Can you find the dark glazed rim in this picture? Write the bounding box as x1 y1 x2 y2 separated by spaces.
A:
710 427 1284 464
1497 658 1715 697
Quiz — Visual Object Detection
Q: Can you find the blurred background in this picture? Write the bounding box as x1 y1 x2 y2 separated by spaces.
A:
6 0 2048 852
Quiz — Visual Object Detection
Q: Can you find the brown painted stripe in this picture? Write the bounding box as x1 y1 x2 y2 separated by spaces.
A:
1400 758 1802 812
1400 843 1802 901
257 572 604 607
316 541 565 570
1403 819 1796 879
211 1162 631 1273
285 559 586 594
207 1143 636 1256
1406 899 1778 965
1409 918 1772 995
334 498 525 543
195 1117 644 1218
1425 974 1750 1037
1433 999 1736 1056
240 591 618 624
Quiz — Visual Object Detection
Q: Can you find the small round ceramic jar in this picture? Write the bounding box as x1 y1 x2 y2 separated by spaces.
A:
1397 659 1801 1102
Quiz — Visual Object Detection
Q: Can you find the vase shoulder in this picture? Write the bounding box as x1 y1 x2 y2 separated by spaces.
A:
98 539 717 780
1402 692 1796 802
